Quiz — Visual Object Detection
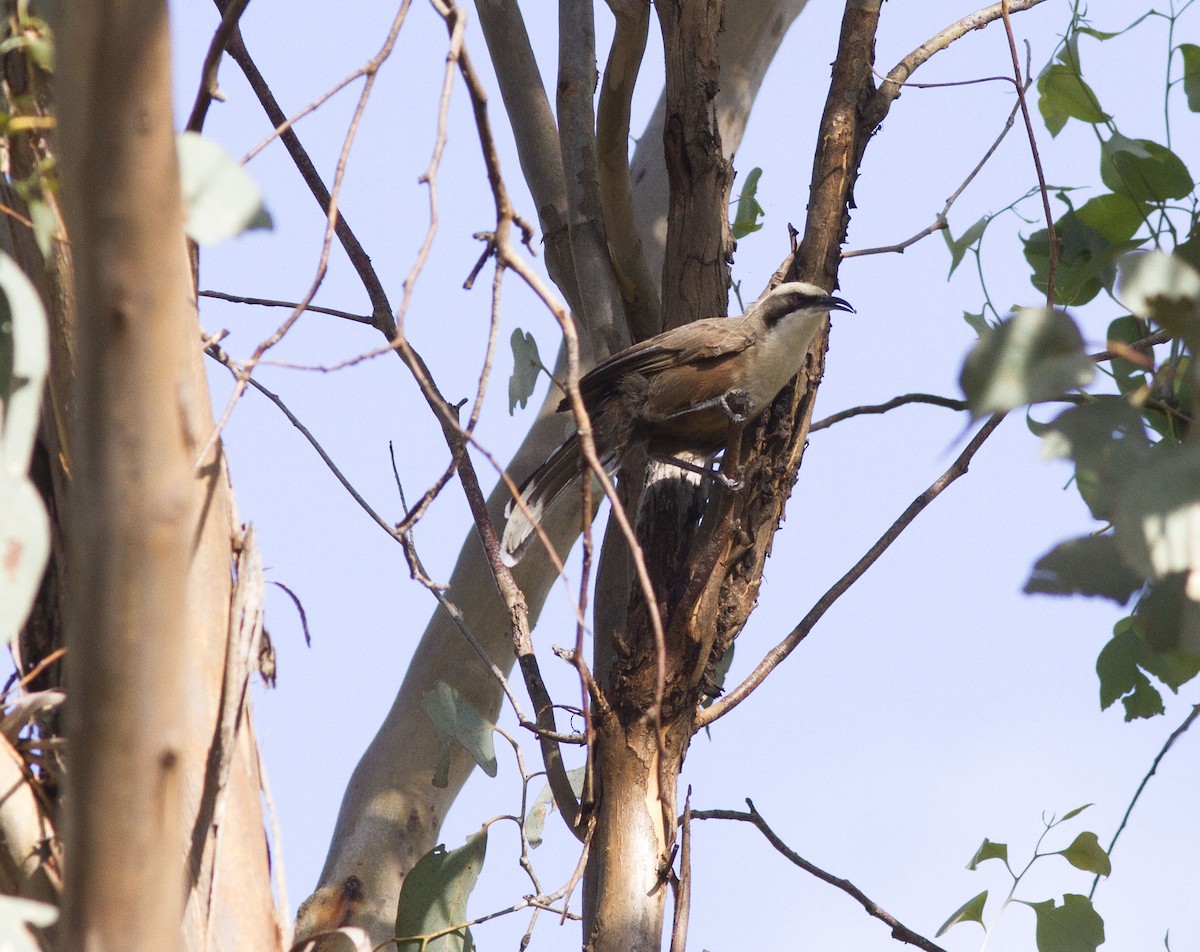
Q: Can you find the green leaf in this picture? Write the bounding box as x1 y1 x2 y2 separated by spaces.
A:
1040 397 1151 521
0 895 58 952
963 310 990 336
508 328 543 415
27 199 56 261
1096 623 1167 720
1106 315 1152 397
960 308 1094 417
731 167 765 239
1027 894 1105 952
525 765 587 848
1074 192 1146 244
967 839 1008 870
395 830 488 952
1038 64 1110 135
1101 133 1194 205
421 682 498 784
1112 443 1200 589
1024 535 1143 604
936 891 988 937
1115 250 1200 346
1133 575 1200 672
1024 205 1139 306
1179 44 1200 112
1057 832 1112 877
177 131 273 244
1060 803 1093 822
944 215 990 277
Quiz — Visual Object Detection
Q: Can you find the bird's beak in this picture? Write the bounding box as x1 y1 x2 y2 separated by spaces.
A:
826 295 854 314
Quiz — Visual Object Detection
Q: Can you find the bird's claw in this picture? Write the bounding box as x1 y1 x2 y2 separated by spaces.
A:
720 388 752 424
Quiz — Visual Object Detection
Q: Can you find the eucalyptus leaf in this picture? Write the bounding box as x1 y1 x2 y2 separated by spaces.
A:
967 838 1008 870
1027 894 1105 952
0 252 49 474
1112 443 1200 593
945 215 990 277
1060 803 1093 822
935 890 988 937
1040 397 1151 521
960 308 1093 417
525 765 587 847
1179 43 1200 112
1038 63 1110 135
731 166 765 239
177 131 273 244
1057 831 1111 876
1115 250 1200 345
395 831 488 952
1094 620 1189 721
1025 535 1143 604
508 328 543 414
421 681 498 779
1101 133 1194 204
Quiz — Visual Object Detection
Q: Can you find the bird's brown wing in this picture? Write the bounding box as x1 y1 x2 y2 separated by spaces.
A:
571 316 755 410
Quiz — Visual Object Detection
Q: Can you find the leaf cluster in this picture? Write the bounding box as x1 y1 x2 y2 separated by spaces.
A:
952 6 1200 722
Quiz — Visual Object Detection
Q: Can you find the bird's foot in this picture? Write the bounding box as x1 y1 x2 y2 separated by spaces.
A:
719 388 753 423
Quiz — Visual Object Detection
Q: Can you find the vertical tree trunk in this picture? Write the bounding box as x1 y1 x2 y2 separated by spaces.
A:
57 3 198 948
56 3 281 950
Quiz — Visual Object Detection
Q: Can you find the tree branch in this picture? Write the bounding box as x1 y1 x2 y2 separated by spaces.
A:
699 414 1005 727
597 0 660 340
692 801 949 952
558 0 628 357
811 393 968 431
186 0 251 132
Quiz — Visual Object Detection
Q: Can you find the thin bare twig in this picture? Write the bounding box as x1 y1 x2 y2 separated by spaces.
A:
196 4 413 469
217 8 394 325
692 801 948 952
811 394 969 431
844 79 1027 260
1000 0 1058 305
867 0 1049 126
1090 701 1200 899
698 415 1005 727
198 289 374 324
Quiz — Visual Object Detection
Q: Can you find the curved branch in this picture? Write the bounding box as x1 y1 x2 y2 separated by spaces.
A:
692 802 949 952
698 415 1005 727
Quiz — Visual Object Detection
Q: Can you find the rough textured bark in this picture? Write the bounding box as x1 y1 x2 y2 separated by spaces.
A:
299 2 816 946
55 3 280 950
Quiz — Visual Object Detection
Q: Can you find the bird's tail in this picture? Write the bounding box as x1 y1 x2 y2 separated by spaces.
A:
501 434 617 566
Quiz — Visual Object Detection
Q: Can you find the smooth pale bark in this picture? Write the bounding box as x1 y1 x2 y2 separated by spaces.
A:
299 2 811 945
56 3 280 950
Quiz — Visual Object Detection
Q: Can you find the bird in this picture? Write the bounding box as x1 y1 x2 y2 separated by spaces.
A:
500 281 853 565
